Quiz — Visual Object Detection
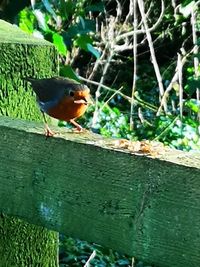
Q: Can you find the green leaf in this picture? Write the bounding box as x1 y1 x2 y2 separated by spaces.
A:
185 77 200 96
79 16 85 29
60 0 74 19
52 33 67 55
112 107 121 115
75 35 100 58
181 0 194 7
60 65 80 81
186 66 194 74
42 0 57 22
86 43 100 59
185 99 200 113
19 9 35 33
75 34 92 49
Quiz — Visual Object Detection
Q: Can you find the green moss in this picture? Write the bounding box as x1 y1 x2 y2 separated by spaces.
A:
0 43 57 120
0 20 59 267
0 216 59 267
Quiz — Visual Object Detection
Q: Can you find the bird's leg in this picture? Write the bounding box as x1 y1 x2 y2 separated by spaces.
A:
42 111 55 137
70 119 83 132
44 124 55 137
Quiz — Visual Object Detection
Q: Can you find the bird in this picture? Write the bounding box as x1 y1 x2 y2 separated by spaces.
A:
26 76 91 136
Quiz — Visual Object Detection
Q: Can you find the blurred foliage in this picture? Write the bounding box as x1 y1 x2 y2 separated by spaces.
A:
18 0 101 61
59 235 152 267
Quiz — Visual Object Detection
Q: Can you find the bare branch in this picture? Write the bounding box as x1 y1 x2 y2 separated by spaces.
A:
137 0 167 112
116 0 165 42
88 44 108 80
79 76 158 112
113 43 133 52
100 86 123 111
79 76 131 102
84 250 96 267
177 53 183 120
124 0 134 24
130 0 138 131
191 6 200 121
156 50 194 116
115 0 122 23
154 116 179 141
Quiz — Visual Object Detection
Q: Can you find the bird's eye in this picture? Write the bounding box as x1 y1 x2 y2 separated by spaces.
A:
69 91 75 97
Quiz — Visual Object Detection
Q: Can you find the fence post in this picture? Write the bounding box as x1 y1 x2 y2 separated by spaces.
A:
0 19 59 267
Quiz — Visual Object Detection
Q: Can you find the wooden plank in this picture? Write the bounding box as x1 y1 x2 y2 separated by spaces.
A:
0 115 200 267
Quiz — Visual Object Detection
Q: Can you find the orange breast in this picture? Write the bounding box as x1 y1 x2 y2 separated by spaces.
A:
47 96 88 121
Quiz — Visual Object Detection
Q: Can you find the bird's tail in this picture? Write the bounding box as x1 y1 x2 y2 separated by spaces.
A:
23 77 36 83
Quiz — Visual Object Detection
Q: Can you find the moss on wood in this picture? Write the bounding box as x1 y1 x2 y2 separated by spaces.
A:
0 19 59 267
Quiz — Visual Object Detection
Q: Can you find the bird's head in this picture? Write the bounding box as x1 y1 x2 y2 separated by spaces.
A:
68 85 92 105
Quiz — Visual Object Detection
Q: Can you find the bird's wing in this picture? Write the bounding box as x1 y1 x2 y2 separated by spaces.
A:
26 77 82 102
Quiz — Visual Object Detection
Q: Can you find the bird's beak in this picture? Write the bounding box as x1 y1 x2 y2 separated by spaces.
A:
74 99 87 104
74 96 92 105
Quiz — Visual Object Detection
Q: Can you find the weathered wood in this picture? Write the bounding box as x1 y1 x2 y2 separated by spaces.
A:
0 19 58 267
0 115 200 267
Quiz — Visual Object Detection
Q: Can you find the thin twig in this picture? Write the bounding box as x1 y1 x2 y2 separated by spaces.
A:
137 0 167 113
138 107 152 126
88 44 108 80
130 0 137 130
131 257 135 267
157 48 195 116
134 92 158 112
79 75 131 102
177 53 183 120
88 0 165 128
84 250 96 267
116 0 165 42
92 49 115 128
124 0 134 24
115 0 122 22
100 86 123 111
153 116 179 141
191 6 200 121
79 76 158 112
91 14 117 128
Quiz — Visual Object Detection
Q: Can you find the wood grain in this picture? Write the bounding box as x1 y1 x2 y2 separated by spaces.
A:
1 115 200 267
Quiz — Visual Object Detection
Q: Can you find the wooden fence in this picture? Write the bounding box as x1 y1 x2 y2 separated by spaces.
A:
1 115 200 267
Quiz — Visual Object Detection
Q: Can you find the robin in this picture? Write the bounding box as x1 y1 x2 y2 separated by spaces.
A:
26 77 91 136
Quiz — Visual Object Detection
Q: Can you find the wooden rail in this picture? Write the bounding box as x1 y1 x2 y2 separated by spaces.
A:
0 115 200 267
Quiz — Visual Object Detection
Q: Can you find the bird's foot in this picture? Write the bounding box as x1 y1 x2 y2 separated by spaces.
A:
70 119 85 133
44 124 56 137
72 127 84 133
